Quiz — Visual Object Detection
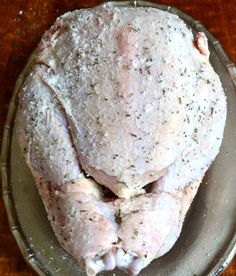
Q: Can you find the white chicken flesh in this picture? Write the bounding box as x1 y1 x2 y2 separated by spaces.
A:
16 6 226 276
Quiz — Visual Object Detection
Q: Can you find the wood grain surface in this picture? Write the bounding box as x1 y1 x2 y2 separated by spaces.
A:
0 0 235 275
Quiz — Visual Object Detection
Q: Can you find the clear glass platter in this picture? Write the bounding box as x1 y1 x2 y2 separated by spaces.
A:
1 1 236 275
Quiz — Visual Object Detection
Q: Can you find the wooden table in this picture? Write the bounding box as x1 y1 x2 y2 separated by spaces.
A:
0 0 235 275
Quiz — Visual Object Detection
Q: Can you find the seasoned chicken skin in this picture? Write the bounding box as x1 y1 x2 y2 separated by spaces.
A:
16 6 226 275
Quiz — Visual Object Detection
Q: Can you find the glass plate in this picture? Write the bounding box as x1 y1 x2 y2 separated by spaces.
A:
1 1 236 275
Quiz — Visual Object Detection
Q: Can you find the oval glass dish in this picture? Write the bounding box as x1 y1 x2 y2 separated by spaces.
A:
1 1 236 275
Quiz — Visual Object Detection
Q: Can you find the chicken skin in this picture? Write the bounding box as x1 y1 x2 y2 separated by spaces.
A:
16 6 226 275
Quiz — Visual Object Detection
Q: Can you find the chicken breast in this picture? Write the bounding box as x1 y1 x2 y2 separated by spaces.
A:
16 6 226 275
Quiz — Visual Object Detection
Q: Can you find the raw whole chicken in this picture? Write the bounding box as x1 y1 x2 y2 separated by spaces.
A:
16 6 226 276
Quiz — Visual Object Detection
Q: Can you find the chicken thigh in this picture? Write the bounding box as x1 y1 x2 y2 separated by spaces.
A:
16 6 226 275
